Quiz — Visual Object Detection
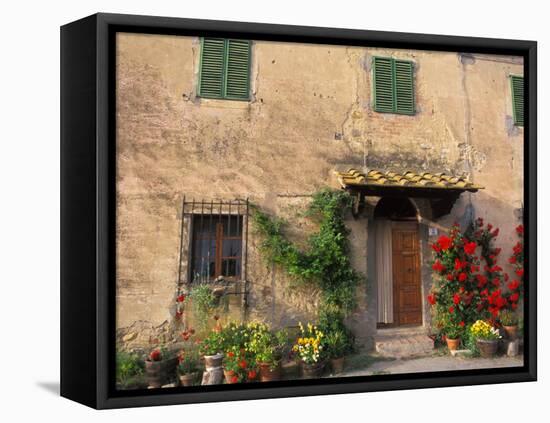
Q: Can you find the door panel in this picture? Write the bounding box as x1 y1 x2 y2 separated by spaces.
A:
392 224 422 325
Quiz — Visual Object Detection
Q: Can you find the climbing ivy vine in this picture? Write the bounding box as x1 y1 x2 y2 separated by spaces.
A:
251 188 363 320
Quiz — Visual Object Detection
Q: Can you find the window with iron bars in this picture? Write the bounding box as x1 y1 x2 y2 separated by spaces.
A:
179 199 248 284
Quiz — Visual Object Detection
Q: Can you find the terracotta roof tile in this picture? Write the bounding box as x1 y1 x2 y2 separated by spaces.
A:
334 168 484 192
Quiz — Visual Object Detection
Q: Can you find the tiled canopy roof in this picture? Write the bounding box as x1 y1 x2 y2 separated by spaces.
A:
335 168 484 192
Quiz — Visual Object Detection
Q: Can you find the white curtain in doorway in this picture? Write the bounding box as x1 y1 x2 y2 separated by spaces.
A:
376 220 393 324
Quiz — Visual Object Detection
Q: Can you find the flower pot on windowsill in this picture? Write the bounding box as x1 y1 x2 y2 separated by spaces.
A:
446 338 460 351
330 357 345 375
178 372 198 387
476 339 499 358
259 362 281 382
301 361 325 379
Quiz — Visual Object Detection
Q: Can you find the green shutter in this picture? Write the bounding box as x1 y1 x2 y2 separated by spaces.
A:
198 38 225 98
198 38 251 100
373 57 394 113
224 40 251 100
510 75 524 126
395 60 415 114
373 57 415 115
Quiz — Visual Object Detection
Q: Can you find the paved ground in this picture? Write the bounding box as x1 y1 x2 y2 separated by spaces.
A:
340 354 523 377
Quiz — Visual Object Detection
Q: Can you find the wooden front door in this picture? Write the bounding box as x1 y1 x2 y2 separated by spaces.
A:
392 222 422 325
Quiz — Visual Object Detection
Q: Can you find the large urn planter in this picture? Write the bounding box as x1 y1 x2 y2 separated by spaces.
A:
145 356 178 388
330 357 345 374
259 362 282 382
301 361 325 379
476 339 499 358
446 338 460 351
203 353 224 368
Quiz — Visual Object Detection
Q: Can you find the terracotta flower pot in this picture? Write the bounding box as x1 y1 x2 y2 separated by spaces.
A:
477 339 498 358
446 338 460 351
223 369 239 384
178 372 198 387
301 361 325 379
259 362 281 382
203 353 223 368
330 357 345 374
503 325 519 340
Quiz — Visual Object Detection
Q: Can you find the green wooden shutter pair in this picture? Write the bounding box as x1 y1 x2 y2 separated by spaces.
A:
510 75 524 126
198 38 251 100
373 57 415 115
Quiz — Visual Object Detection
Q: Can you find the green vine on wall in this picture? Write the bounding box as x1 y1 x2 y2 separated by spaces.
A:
251 188 363 320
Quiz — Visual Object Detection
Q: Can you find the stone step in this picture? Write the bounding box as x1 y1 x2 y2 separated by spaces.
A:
374 333 434 358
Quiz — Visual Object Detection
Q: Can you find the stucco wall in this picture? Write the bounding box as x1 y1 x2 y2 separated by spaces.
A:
115 32 523 349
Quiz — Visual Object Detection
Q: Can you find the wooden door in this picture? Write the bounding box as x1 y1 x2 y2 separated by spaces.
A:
392 222 422 325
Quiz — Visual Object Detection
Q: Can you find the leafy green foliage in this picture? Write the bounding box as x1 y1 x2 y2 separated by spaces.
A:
116 351 144 387
251 189 363 317
190 284 217 333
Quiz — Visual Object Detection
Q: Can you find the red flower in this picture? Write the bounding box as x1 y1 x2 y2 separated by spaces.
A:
432 260 445 273
464 241 477 255
459 321 465 327
476 274 488 286
509 292 520 302
238 360 247 369
458 272 467 282
175 310 182 317
149 349 162 362
516 225 524 235
454 258 463 271
508 256 517 264
490 265 503 273
495 296 507 309
446 273 454 281
492 277 501 287
508 280 520 291
511 302 518 310
515 268 524 278
453 294 461 305
177 294 186 302
477 217 484 227
231 375 239 383
437 235 452 251
427 293 436 305
247 370 257 380
492 228 500 237
431 243 441 253
449 306 455 313
227 351 235 358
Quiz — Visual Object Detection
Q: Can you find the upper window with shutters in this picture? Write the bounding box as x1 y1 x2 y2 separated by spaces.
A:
510 75 524 127
198 38 251 101
372 57 415 115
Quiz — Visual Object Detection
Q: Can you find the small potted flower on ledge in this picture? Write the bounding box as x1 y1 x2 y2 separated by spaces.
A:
293 322 325 379
443 321 464 352
222 347 258 384
177 347 201 387
324 328 350 374
499 310 519 340
470 320 502 358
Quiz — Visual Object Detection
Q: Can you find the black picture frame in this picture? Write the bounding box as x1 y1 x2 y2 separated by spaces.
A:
60 12 537 409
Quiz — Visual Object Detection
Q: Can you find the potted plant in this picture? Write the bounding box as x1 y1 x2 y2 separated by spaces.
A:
144 346 170 388
177 347 201 387
199 329 225 368
247 323 286 382
324 329 349 374
443 322 464 351
222 347 258 384
470 320 502 357
293 322 325 379
500 310 519 340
